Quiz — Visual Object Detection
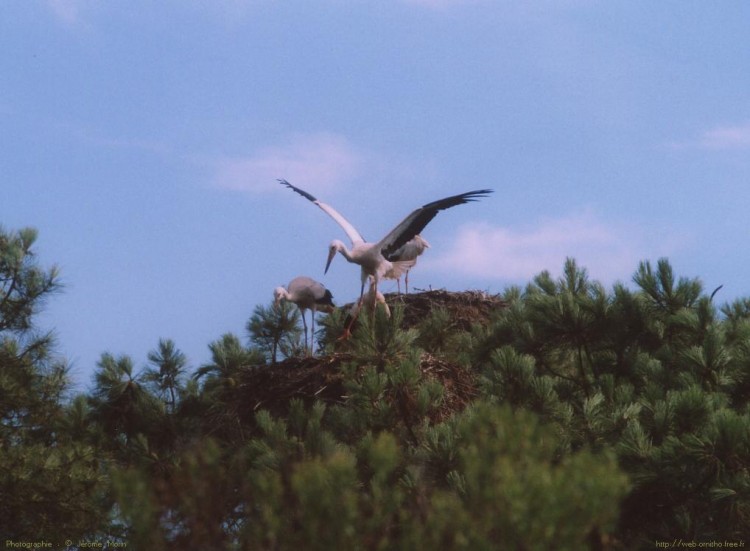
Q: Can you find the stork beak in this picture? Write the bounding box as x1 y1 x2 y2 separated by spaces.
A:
325 248 336 274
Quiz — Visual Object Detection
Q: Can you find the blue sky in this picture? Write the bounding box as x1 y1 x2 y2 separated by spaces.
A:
3 1 750 389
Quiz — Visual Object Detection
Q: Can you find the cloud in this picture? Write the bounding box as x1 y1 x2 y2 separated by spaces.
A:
669 122 750 151
47 0 89 26
402 0 485 8
698 122 750 150
426 212 675 284
212 133 365 194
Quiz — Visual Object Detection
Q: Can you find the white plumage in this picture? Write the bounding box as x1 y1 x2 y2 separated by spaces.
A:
389 234 430 293
278 180 492 307
343 277 391 338
351 277 391 319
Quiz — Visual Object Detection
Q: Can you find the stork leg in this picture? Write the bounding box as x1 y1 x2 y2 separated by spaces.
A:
300 307 309 356
342 275 367 339
369 278 379 326
342 303 360 339
338 300 359 341
310 307 316 357
405 270 410 294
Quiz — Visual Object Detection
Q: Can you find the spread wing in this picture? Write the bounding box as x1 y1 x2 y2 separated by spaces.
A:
378 189 493 260
279 179 365 246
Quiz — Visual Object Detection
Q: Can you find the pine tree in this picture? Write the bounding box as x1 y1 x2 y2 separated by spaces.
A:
0 226 106 538
142 338 188 413
91 257 750 545
247 300 303 362
89 353 164 451
8 227 748 547
471 257 750 544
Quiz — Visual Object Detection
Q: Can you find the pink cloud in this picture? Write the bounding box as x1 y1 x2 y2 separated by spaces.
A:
213 133 364 194
669 121 750 151
699 122 750 150
46 0 95 26
403 0 484 7
425 212 677 283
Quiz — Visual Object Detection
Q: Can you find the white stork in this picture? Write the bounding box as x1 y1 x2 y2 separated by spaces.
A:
352 276 391 318
278 180 492 305
390 234 430 293
342 277 391 338
273 276 335 356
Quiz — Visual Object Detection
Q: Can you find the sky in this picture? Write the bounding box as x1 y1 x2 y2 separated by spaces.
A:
3 1 750 389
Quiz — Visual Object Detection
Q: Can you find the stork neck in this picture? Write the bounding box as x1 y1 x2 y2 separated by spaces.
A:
337 242 355 262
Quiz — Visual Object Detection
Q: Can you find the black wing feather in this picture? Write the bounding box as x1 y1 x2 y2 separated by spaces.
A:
278 179 318 203
382 189 492 260
316 289 335 307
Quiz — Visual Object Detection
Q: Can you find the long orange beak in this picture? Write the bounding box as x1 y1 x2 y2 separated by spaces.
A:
325 248 336 274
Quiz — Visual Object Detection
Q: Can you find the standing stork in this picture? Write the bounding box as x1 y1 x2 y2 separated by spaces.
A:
349 276 391 320
273 276 335 356
390 234 430 293
278 180 492 308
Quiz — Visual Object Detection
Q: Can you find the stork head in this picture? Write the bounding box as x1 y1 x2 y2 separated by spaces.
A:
415 234 431 250
325 240 344 274
273 286 287 306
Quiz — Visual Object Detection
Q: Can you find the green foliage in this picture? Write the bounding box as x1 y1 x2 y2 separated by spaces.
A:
470 257 750 545
0 225 107 538
191 333 265 442
142 338 188 412
247 300 303 362
0 226 60 334
89 352 166 456
416 307 455 353
347 303 418 369
110 401 628 551
195 333 262 384
449 403 628 549
4 224 750 548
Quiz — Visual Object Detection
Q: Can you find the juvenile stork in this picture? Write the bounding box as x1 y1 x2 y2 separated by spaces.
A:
273 276 335 356
352 276 391 319
278 180 492 307
343 277 391 338
390 234 430 293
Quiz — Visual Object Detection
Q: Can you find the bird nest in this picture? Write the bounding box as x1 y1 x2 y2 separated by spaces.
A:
234 290 506 425
235 352 477 425
382 288 506 331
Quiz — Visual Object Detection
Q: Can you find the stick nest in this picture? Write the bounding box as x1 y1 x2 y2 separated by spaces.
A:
383 288 506 331
235 290 505 423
